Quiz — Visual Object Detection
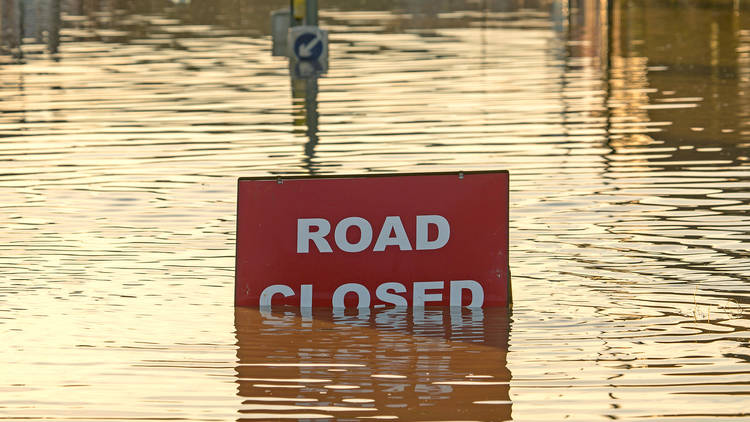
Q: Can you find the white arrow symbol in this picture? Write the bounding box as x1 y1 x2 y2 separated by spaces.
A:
298 34 322 59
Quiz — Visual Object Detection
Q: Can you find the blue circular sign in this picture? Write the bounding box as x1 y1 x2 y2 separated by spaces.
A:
293 32 324 61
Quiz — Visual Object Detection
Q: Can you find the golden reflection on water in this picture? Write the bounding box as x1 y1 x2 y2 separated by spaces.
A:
235 307 511 421
1 0 750 421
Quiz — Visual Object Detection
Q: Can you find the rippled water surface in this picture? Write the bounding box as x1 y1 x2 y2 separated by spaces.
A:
2 0 750 420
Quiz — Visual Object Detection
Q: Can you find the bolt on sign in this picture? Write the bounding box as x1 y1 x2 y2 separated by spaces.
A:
235 171 510 308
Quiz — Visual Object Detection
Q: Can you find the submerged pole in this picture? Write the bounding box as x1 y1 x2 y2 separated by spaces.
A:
48 0 60 54
291 0 304 26
306 0 318 26
1 0 21 53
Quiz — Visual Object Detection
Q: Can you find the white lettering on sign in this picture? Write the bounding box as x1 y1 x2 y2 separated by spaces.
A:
413 281 444 307
258 280 483 308
334 217 373 253
296 215 450 253
416 215 450 250
297 219 332 253
373 216 412 251
259 284 293 306
449 280 484 307
259 284 313 307
332 283 371 308
376 282 408 306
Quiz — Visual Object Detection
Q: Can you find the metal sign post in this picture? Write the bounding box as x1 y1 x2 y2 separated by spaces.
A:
272 0 328 75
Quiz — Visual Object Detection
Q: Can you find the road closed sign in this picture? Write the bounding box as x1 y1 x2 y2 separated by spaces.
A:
235 171 510 308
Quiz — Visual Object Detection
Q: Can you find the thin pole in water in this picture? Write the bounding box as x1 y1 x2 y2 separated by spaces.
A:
306 0 318 27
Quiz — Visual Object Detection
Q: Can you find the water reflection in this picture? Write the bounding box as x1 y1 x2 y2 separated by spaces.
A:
235 307 512 421
292 74 320 173
607 0 748 147
0 0 60 56
1 0 750 420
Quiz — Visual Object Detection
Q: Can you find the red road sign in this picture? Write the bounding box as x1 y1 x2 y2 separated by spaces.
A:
235 171 510 308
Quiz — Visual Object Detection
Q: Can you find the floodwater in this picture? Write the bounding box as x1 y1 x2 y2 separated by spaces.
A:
1 0 749 420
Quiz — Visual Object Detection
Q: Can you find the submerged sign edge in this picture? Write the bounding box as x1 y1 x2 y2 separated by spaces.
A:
235 170 511 308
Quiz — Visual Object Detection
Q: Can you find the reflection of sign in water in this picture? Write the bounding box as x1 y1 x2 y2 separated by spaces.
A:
289 26 327 62
234 307 511 420
293 59 324 79
235 171 511 308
